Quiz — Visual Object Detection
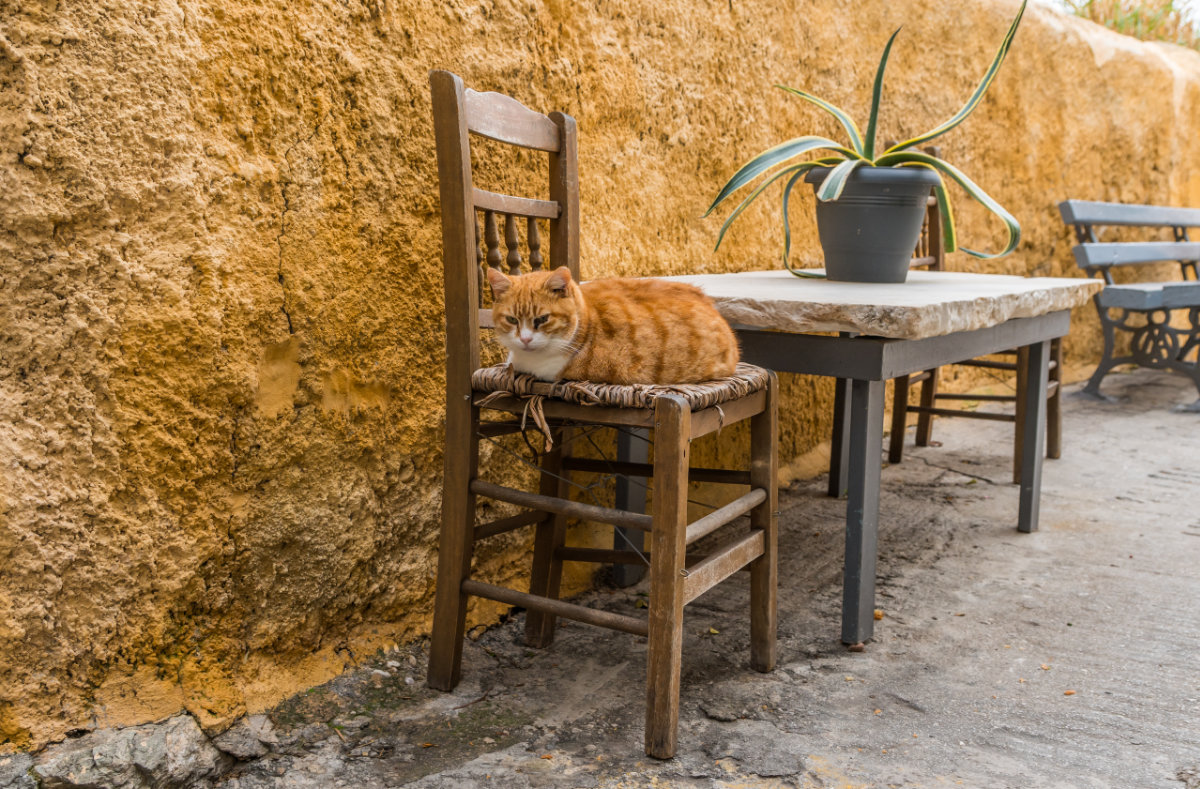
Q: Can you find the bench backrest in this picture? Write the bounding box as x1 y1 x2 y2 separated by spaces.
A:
1058 199 1200 283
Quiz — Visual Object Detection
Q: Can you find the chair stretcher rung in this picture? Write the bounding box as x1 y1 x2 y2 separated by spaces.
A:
905 406 1015 422
930 382 1057 404
474 509 544 540
934 393 1015 402
685 488 767 544
561 456 751 485
461 579 648 636
478 419 522 437
471 479 653 531
556 547 649 565
683 530 765 605
554 547 730 568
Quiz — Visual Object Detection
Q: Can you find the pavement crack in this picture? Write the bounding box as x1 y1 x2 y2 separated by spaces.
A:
913 455 1001 485
885 692 928 713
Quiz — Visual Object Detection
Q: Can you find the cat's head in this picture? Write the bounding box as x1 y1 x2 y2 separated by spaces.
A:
486 266 581 355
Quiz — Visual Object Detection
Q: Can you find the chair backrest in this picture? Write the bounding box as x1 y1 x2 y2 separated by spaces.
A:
904 146 943 272
430 69 580 393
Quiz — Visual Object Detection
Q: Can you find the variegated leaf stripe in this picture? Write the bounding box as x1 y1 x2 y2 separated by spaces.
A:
775 86 865 156
878 152 1020 258
780 167 815 270
713 158 842 251
895 164 961 252
706 136 860 216
931 181 957 253
864 27 902 160
814 158 866 202
883 0 1025 155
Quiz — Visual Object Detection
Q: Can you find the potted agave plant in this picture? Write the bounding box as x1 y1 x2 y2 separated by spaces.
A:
707 0 1027 283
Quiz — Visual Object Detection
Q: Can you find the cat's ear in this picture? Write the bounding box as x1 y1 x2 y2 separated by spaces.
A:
486 266 512 298
546 266 572 297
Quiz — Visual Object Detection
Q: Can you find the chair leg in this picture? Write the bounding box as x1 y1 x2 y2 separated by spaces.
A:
749 373 778 674
1047 337 1063 460
915 367 938 446
1014 346 1029 484
645 396 690 760
888 375 910 464
828 378 851 498
428 404 481 692
525 428 569 648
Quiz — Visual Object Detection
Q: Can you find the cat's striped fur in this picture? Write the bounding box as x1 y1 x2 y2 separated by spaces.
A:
486 266 739 384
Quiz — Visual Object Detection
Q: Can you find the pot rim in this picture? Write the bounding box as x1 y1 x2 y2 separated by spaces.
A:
804 164 942 186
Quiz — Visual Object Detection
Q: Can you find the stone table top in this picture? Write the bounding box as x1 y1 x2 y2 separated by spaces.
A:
662 269 1103 340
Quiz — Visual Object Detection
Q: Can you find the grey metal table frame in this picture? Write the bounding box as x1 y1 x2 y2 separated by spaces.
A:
735 310 1070 646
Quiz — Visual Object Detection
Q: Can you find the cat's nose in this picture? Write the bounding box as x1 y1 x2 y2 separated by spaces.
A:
519 330 533 345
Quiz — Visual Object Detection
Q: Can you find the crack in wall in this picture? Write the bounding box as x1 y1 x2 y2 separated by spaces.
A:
275 114 329 336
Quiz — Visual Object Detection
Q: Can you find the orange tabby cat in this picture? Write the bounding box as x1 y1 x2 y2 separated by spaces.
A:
486 266 739 384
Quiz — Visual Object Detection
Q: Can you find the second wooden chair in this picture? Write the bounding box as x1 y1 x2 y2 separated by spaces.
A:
885 185 1062 483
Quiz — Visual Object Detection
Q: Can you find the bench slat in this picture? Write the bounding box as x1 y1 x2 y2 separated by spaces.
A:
1060 199 1200 229
1097 281 1200 310
1163 281 1200 309
1072 241 1200 269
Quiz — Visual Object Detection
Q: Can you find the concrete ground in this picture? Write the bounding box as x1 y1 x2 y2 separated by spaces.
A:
213 367 1200 789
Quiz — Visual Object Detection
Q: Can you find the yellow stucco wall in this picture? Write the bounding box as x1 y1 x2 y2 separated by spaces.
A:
2 0 1199 750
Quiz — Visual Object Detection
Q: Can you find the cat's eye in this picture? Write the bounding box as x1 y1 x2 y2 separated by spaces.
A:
533 315 549 327
505 316 519 326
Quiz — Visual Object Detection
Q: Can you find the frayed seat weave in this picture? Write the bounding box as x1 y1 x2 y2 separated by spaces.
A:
471 362 770 447
472 362 769 408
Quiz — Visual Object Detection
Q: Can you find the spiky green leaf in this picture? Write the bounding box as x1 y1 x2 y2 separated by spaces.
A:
877 151 1020 258
930 181 957 253
779 169 827 278
713 159 841 251
707 136 858 216
814 158 867 202
864 28 902 159
883 0 1026 155
775 86 865 156
780 168 808 270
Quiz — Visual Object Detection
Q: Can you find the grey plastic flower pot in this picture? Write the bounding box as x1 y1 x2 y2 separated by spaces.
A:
804 166 941 283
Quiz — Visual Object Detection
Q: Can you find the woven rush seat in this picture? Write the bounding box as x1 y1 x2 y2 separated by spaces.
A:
472 361 770 409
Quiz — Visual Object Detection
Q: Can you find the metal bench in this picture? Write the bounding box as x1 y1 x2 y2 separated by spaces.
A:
1059 199 1200 410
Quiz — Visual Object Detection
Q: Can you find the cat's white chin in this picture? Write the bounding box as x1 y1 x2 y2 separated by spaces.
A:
507 348 572 381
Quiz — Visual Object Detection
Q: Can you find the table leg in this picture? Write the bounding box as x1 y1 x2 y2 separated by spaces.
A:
614 428 649 586
842 378 885 646
1018 340 1050 534
828 378 851 499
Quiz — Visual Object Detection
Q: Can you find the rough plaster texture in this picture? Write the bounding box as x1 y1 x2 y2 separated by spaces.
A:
2 0 1199 752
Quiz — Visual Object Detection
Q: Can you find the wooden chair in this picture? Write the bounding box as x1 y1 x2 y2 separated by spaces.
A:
427 70 778 760
886 185 1062 483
